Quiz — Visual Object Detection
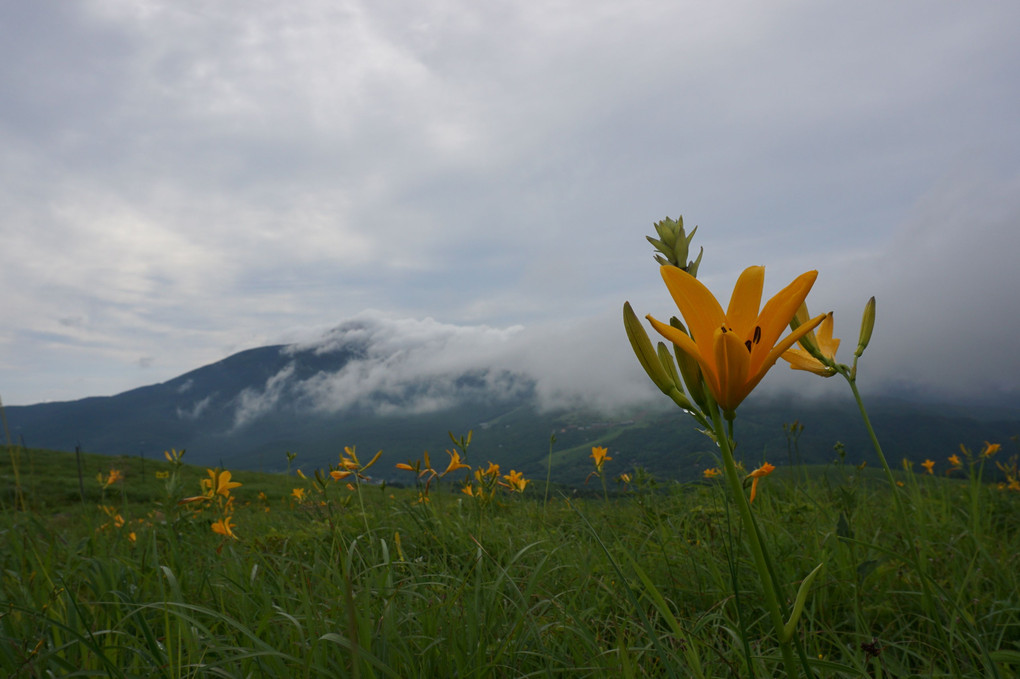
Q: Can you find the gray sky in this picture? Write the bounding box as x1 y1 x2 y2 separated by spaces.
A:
2 1 1019 410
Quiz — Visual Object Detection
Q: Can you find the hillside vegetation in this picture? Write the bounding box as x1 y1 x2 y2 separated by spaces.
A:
2 441 1019 677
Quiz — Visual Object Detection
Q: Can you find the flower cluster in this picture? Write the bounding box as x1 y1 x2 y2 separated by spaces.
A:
180 468 243 539
394 434 529 505
462 461 529 502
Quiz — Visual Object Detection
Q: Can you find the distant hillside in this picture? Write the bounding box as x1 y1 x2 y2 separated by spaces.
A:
5 319 1019 486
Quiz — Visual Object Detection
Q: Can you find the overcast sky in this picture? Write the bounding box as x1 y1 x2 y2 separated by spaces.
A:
2 1 1019 411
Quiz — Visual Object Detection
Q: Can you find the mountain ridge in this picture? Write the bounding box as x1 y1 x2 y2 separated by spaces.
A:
5 320 1019 486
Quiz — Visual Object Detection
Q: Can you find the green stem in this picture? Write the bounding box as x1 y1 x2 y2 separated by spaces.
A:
843 370 961 675
543 434 555 514
708 399 799 677
844 374 899 503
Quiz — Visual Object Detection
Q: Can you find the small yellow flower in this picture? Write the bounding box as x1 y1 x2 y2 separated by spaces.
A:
746 462 776 503
291 488 306 501
590 446 612 473
99 469 123 488
922 459 935 475
982 442 1001 458
703 467 722 479
296 468 307 479
330 470 353 481
782 310 840 376
443 449 471 475
948 454 962 468
461 484 475 497
211 516 236 539
155 471 170 479
502 469 528 493
202 469 242 498
618 473 632 484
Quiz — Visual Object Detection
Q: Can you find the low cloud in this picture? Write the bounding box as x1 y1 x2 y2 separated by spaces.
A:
227 311 660 426
233 363 296 428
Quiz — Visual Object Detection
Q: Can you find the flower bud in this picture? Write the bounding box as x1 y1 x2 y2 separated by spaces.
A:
855 296 876 358
623 302 677 394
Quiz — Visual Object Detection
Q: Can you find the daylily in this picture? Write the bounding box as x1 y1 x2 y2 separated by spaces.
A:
590 446 611 473
921 459 935 474
202 469 242 498
502 469 528 493
746 462 776 503
211 516 236 538
647 265 825 414
948 454 962 468
703 467 722 479
982 442 1001 458
443 449 471 475
782 310 839 377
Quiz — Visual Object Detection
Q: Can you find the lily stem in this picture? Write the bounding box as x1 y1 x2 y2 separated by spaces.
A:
709 398 800 678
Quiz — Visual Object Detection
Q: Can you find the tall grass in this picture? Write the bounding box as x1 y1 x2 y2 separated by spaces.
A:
1 445 1019 677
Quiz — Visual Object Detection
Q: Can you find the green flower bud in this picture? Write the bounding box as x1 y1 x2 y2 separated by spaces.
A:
855 296 876 358
623 302 677 394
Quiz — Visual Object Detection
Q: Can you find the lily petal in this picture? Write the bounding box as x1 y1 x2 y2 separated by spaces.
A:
714 326 751 412
647 314 720 396
660 266 726 347
726 266 764 338
749 270 818 375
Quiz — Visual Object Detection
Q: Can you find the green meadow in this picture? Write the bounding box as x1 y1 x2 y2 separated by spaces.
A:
1 441 1018 678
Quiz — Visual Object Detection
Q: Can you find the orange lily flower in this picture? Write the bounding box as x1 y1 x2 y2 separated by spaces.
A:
202 469 242 498
443 450 471 475
922 459 935 475
647 265 825 414
211 516 237 538
782 310 840 376
502 470 529 493
590 446 611 473
746 462 776 503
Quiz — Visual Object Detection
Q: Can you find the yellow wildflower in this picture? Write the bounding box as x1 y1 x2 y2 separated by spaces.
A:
443 449 471 475
782 310 839 376
948 454 962 468
922 459 935 475
502 469 528 493
703 467 722 479
202 469 242 498
590 446 612 473
291 488 306 501
746 462 776 503
647 265 824 414
982 442 1001 457
211 516 236 539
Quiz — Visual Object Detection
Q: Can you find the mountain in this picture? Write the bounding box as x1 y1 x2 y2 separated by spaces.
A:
5 318 1019 486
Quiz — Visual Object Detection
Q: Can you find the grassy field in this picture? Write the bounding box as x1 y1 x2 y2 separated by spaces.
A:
1 442 1019 677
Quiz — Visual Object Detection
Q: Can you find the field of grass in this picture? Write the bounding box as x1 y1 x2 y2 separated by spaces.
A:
2 442 1019 677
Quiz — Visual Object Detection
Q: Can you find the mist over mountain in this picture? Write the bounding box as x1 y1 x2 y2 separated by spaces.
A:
6 314 1019 485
